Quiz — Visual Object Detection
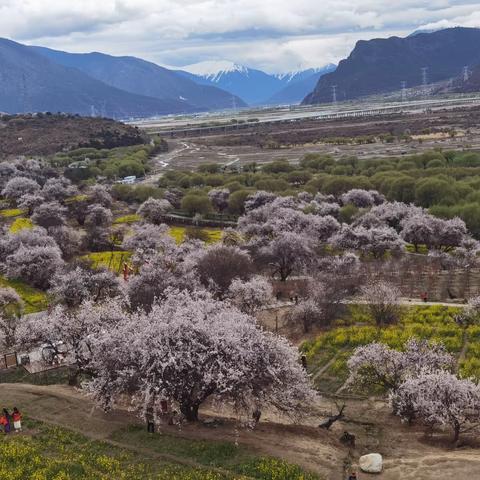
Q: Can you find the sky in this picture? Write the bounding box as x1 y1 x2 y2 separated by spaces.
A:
1 0 480 73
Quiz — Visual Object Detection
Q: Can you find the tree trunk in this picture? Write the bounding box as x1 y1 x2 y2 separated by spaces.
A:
453 424 460 445
68 367 81 386
180 401 200 422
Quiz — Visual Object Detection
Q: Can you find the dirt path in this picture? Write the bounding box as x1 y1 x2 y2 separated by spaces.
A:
3 383 480 480
0 383 346 479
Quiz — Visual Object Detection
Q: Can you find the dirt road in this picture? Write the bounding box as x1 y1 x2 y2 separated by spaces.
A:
2 383 480 479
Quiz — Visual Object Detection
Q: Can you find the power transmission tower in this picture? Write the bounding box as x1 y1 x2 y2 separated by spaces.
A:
232 95 237 114
331 85 337 106
463 66 470 82
401 81 407 102
421 67 428 98
90 105 96 117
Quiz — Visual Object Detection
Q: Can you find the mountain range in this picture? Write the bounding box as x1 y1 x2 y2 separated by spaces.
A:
0 36 334 117
31 47 246 113
178 61 335 105
0 38 192 119
303 27 480 105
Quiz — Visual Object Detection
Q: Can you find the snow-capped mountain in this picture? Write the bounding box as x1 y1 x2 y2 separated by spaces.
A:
274 65 336 85
176 61 337 106
182 61 249 82
268 64 337 105
178 61 280 105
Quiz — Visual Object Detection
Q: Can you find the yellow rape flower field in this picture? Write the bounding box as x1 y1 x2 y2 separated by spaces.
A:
0 419 319 480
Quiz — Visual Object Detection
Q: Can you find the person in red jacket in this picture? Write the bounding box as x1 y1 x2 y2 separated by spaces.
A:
1 408 11 433
12 407 22 432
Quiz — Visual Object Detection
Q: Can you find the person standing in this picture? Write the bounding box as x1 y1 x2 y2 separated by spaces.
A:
12 407 22 432
2 408 11 434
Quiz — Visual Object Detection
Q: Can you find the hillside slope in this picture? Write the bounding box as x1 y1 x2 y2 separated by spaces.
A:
32 47 247 111
0 114 147 156
0 38 192 118
303 27 480 104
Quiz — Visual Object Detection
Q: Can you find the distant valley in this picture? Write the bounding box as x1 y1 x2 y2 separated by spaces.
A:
177 61 336 105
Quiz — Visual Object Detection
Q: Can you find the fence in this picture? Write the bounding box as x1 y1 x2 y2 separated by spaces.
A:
0 352 18 370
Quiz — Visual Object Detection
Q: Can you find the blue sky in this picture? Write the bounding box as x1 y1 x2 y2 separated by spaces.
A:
2 0 480 72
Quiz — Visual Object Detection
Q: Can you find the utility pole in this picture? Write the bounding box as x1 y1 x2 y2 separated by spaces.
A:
401 81 407 102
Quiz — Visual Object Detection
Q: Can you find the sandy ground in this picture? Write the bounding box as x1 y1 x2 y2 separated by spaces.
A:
1 383 480 479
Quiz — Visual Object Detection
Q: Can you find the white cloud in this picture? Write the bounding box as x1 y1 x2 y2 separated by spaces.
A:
0 0 478 72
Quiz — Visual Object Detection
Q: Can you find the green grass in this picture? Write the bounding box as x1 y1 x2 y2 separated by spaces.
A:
114 214 141 224
82 251 132 273
0 276 49 314
303 305 467 392
0 366 71 385
0 208 25 218
0 418 320 480
9 217 33 233
110 426 319 479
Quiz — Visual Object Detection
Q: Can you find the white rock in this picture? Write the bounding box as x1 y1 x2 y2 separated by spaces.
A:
359 453 383 473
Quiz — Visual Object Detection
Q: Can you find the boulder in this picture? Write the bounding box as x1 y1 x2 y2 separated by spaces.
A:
359 453 383 473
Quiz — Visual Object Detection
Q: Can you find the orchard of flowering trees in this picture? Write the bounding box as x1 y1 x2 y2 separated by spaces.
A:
16 290 316 421
3 145 480 439
347 338 480 443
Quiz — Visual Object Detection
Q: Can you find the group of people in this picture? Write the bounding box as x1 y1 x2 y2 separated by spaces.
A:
0 407 22 433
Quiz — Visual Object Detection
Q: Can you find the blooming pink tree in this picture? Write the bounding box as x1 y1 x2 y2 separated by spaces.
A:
48 226 83 260
17 298 126 384
50 267 121 308
31 201 67 228
0 227 58 262
347 339 455 393
2 176 41 202
126 254 200 311
360 280 403 326
86 291 317 422
208 188 230 212
17 193 45 215
123 224 176 265
0 287 24 349
88 185 113 208
42 177 77 202
85 204 113 229
244 191 277 212
193 244 253 298
391 371 480 444
6 245 64 289
341 189 376 208
228 276 273 315
286 299 323 333
137 198 173 225
333 225 404 258
400 213 435 252
260 232 313 281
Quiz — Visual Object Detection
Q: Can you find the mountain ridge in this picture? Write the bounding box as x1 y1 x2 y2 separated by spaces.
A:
0 38 192 118
31 47 247 111
303 27 480 105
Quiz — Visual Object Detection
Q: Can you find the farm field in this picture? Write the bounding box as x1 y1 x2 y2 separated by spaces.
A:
0 384 323 480
302 305 477 393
